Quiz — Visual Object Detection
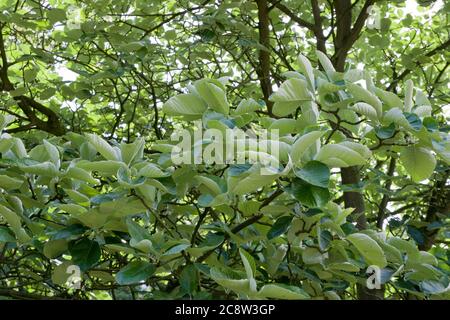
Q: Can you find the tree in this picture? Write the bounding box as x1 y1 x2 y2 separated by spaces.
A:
0 0 448 300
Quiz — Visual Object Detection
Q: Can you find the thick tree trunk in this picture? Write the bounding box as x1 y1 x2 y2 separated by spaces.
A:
419 172 450 251
341 167 385 299
255 0 273 114
332 2 383 298
341 166 367 230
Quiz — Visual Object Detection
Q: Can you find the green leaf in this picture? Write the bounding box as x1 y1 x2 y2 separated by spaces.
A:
373 88 403 109
51 261 73 286
43 139 60 166
319 229 332 251
137 163 167 178
347 83 382 117
195 175 223 196
0 226 15 242
69 238 101 271
194 79 229 114
406 225 425 246
52 224 87 240
399 146 436 182
116 261 156 285
295 161 330 188
419 251 438 267
288 178 330 208
270 78 312 117
267 216 293 240
0 175 23 190
328 262 360 272
126 219 151 242
383 108 410 128
120 138 145 165
10 87 27 97
423 117 438 132
85 134 121 161
316 50 335 79
302 247 325 264
233 98 262 115
270 78 311 103
210 268 250 293
404 112 422 131
76 160 125 176
290 131 325 165
43 239 68 259
229 170 278 195
20 162 59 177
420 280 448 294
180 264 199 294
0 114 15 131
239 248 256 281
375 123 396 139
64 189 89 205
197 194 214 207
258 283 309 299
346 233 387 268
47 8 67 23
162 93 207 117
163 243 190 256
23 68 37 82
65 167 98 184
387 237 420 260
117 167 145 187
0 203 30 243
350 102 379 122
298 54 315 90
315 142 371 167
268 118 298 136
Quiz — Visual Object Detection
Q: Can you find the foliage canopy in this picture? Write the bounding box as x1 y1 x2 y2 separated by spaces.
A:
0 0 449 300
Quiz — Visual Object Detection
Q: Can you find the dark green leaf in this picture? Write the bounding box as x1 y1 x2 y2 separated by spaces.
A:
304 208 323 217
228 164 252 176
288 178 330 208
180 264 199 294
0 226 15 242
341 222 358 235
375 123 396 139
267 216 293 240
319 229 332 251
423 117 438 132
404 112 422 131
51 224 87 240
69 238 101 271
116 261 156 285
294 161 330 188
198 194 214 207
406 225 425 245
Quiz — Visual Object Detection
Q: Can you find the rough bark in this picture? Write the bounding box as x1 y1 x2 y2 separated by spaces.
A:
419 172 450 251
256 0 274 114
333 0 384 300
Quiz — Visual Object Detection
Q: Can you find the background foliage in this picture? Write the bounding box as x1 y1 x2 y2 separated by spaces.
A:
0 0 449 300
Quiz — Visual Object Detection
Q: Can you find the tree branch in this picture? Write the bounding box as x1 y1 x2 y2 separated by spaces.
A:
268 0 315 30
387 38 450 91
